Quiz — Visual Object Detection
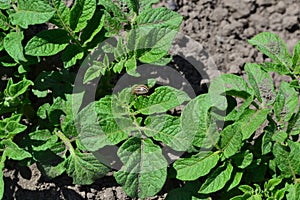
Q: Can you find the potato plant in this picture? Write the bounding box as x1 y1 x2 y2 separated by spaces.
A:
0 0 299 199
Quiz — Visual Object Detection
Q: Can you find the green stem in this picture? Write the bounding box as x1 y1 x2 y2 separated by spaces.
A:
49 0 85 52
56 131 76 156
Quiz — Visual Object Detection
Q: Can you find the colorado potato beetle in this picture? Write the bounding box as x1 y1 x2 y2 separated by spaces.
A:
132 84 149 95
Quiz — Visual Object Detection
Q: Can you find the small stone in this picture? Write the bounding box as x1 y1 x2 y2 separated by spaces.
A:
282 16 299 31
225 44 233 51
287 38 300 54
103 188 115 200
238 45 251 58
243 27 256 38
266 6 276 14
276 1 286 14
210 7 228 22
216 35 225 47
181 5 189 16
224 0 254 19
228 57 244 74
228 64 241 74
256 0 273 6
269 13 283 24
286 4 300 16
87 192 94 200
255 52 264 63
192 19 200 30
249 13 269 29
166 0 176 10
238 18 249 26
115 186 127 200
200 30 209 40
184 19 193 33
231 20 244 32
221 20 244 36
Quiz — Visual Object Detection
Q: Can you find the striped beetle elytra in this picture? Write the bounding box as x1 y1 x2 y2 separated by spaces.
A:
132 84 149 95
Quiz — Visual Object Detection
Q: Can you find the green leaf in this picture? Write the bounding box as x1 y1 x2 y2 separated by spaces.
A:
4 77 33 99
0 32 5 51
274 82 298 122
0 115 27 139
173 152 219 181
97 0 127 36
288 111 300 135
49 0 71 28
226 95 254 121
292 41 300 74
70 0 96 32
0 0 10 9
220 124 243 158
25 29 70 56
227 171 243 191
1 139 31 160
98 0 124 19
66 149 110 185
125 55 138 76
76 102 117 151
264 178 282 191
273 143 297 178
77 96 130 151
114 137 168 198
248 32 292 68
239 185 254 193
127 0 139 13
113 59 125 73
114 37 127 61
287 140 300 175
31 142 66 178
134 86 190 115
0 11 9 31
10 0 55 29
199 163 233 194
274 188 286 200
261 120 276 155
181 94 224 148
138 0 159 11
272 131 287 143
29 129 52 141
129 27 178 63
209 74 253 99
232 150 253 169
0 158 4 200
137 7 182 30
4 31 27 62
61 44 84 68
144 115 192 151
237 108 270 140
81 8 105 46
29 130 59 151
260 62 291 75
48 94 83 138
42 159 67 179
130 8 182 62
245 63 275 106
83 59 108 83
286 183 300 200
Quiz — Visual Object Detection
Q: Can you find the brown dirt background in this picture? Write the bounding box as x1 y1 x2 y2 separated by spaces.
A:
3 0 300 199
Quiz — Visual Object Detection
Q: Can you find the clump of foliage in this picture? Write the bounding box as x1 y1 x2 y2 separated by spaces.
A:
0 0 299 199
0 0 183 198
165 32 300 200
